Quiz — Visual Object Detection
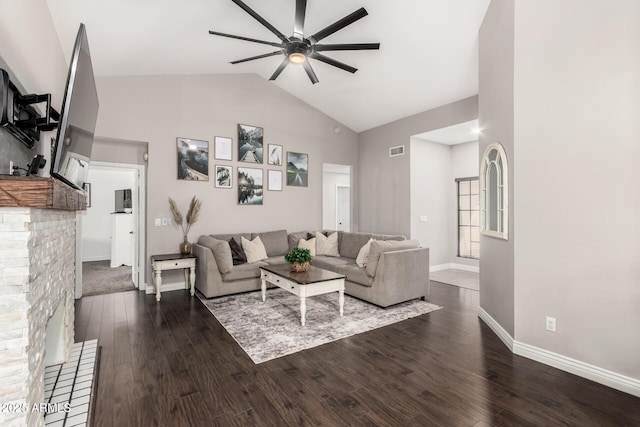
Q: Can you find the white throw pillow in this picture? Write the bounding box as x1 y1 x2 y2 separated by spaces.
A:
297 237 316 256
241 236 268 263
316 231 340 257
355 238 374 268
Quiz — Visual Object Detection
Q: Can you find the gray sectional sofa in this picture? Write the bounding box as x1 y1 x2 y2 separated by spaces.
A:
192 229 430 307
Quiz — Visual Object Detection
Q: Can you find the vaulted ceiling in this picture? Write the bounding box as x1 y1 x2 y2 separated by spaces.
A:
46 0 490 132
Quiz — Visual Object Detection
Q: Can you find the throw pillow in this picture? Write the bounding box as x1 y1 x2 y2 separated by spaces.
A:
197 236 233 274
365 239 420 277
355 238 374 268
241 236 268 263
228 238 247 265
297 237 317 256
316 231 340 257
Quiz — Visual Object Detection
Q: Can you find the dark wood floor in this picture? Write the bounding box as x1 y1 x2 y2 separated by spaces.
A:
75 283 640 426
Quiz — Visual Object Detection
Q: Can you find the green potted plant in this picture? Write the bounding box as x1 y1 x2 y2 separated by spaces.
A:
284 247 312 272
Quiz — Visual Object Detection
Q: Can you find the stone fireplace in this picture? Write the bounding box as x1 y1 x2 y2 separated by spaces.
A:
0 177 84 427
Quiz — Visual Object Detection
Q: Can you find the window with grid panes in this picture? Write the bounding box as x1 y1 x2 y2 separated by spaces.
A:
457 177 480 259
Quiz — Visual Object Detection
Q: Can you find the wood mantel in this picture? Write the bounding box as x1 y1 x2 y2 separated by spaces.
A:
0 176 86 210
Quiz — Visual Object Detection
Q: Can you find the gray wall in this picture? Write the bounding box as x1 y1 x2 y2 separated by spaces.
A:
478 0 515 336
94 73 359 270
358 96 478 238
409 138 450 266
513 0 640 379
0 0 68 175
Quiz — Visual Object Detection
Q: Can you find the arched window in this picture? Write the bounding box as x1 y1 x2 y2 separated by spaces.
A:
480 142 508 240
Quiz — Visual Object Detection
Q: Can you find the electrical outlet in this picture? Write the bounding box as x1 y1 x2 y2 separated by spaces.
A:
168 219 172 225
546 316 557 332
155 218 161 227
162 218 168 226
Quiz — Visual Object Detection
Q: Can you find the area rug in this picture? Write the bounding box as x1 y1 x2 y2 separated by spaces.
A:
198 289 442 364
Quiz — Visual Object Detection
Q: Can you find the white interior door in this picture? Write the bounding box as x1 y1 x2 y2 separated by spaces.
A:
322 164 352 231
336 185 351 231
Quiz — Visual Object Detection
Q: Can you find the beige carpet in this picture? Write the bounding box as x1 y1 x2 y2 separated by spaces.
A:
82 261 135 296
430 269 479 291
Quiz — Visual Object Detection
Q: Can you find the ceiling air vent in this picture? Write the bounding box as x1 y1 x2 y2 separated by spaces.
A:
389 145 405 157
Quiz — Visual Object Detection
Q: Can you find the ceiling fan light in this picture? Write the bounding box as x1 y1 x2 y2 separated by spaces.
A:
289 52 306 64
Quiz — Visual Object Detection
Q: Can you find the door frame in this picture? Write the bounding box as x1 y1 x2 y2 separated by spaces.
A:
75 161 147 298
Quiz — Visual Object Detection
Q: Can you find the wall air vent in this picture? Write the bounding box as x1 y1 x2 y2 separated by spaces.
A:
389 145 405 157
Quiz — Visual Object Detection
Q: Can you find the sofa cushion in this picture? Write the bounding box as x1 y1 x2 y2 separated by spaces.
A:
211 233 251 247
288 231 311 250
297 237 316 256
339 232 373 259
252 230 289 257
197 236 233 274
356 238 374 267
228 237 247 265
312 256 353 272
242 236 268 263
316 231 340 257
265 256 287 265
222 261 267 281
371 234 406 241
337 265 373 287
366 239 420 277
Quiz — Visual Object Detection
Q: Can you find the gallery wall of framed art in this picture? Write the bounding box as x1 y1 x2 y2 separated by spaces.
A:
175 124 308 206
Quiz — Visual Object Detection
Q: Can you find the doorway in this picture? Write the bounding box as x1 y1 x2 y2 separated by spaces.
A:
323 164 352 231
76 161 146 297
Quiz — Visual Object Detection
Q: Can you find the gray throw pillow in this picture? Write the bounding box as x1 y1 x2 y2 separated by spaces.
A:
365 239 420 277
197 235 233 274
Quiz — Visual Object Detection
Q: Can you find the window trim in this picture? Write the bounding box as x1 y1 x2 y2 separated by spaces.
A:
456 176 480 260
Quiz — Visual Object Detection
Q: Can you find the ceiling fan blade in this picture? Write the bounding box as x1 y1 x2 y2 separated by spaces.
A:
308 8 368 44
231 0 289 43
269 58 290 81
293 0 307 39
208 31 282 47
309 53 357 74
302 61 319 84
230 51 283 64
314 43 380 52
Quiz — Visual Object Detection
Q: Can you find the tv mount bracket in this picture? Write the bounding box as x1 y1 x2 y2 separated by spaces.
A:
0 68 59 149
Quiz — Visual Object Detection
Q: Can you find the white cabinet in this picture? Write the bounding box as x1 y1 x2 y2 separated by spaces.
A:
111 213 134 267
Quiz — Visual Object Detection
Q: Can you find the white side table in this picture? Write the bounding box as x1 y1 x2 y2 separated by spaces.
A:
150 253 196 302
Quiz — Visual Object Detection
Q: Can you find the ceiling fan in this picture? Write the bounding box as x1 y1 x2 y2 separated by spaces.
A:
209 0 380 84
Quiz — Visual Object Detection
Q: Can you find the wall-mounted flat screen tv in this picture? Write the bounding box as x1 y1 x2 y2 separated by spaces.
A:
51 23 99 190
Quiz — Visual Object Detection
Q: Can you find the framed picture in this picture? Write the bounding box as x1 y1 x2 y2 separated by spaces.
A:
177 137 209 181
287 152 308 187
83 182 91 207
215 165 232 188
238 168 263 205
214 136 233 161
238 124 263 164
267 170 282 191
267 144 283 166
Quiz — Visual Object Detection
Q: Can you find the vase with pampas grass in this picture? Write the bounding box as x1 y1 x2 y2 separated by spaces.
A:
169 196 202 254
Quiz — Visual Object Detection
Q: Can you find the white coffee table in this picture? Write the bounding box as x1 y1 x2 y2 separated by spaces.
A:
260 264 346 326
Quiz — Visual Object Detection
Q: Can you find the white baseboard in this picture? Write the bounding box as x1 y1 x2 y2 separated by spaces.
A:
145 281 187 295
513 341 640 398
478 308 640 398
81 256 110 262
477 307 514 351
430 263 479 273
